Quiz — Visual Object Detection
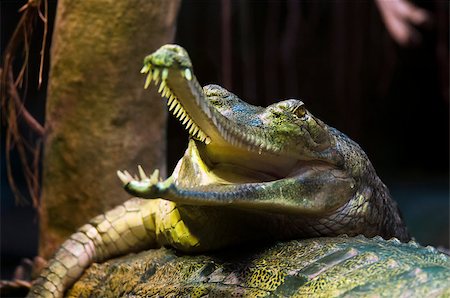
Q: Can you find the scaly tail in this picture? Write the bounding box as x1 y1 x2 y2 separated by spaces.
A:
27 197 158 298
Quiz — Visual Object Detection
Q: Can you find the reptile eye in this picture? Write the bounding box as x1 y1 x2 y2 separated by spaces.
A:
293 105 307 119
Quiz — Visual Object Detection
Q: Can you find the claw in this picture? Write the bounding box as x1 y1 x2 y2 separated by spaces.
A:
138 165 148 180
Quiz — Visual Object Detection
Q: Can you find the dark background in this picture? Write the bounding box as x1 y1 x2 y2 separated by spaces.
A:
1 0 449 280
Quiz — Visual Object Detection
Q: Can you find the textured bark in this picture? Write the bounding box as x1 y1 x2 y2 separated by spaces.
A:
39 0 181 258
67 237 450 297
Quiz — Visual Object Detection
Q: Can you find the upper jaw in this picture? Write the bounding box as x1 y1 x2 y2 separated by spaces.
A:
142 45 236 146
141 45 276 153
141 45 330 161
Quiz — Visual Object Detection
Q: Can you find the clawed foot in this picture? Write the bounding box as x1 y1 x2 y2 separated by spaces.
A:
117 166 165 199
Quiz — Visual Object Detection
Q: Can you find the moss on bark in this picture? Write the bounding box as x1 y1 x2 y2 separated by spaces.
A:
40 0 181 258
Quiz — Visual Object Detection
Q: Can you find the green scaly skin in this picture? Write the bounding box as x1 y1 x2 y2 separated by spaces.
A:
124 44 410 247
68 236 450 297
28 44 421 298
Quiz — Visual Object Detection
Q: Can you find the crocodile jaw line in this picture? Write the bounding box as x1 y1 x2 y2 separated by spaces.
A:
142 63 232 146
142 58 285 154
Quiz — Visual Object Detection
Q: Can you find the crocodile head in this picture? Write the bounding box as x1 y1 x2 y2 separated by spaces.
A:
121 44 408 243
142 44 343 182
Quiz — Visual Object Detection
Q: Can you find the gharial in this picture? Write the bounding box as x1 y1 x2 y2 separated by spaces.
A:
67 235 450 297
28 44 447 298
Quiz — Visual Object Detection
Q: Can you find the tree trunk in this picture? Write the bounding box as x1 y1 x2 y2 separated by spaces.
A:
39 0 181 259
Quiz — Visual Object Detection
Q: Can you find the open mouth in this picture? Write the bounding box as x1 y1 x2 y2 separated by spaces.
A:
141 62 297 181
140 45 338 185
119 46 354 217
141 46 289 156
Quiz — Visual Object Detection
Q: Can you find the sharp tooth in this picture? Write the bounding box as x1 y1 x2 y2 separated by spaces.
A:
189 125 197 135
153 68 160 84
150 169 159 183
205 137 211 144
167 96 174 106
176 107 185 118
197 131 205 140
164 89 170 98
117 170 131 185
158 81 166 93
186 120 193 130
182 116 189 125
138 165 148 180
141 64 150 74
144 73 152 89
162 68 169 80
123 170 132 179
179 113 186 121
184 69 192 81
169 100 178 111
163 86 171 98
192 127 199 136
173 104 181 116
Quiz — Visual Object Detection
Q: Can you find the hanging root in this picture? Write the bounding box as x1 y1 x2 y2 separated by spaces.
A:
1 0 48 208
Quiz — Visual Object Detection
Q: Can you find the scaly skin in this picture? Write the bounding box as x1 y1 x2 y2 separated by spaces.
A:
28 45 412 297
68 236 450 297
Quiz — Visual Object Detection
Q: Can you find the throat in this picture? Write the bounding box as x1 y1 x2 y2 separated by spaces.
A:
173 139 300 187
203 142 299 178
208 163 279 183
